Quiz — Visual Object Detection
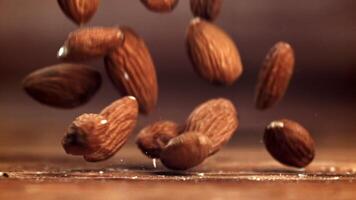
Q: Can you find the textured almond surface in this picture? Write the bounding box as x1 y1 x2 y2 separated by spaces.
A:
22 63 101 109
264 119 315 168
136 121 181 158
186 18 243 85
140 0 179 13
255 42 295 110
190 0 223 21
160 131 212 170
58 0 100 25
83 96 139 162
62 97 138 162
105 27 158 114
58 27 124 61
62 114 108 156
185 98 238 154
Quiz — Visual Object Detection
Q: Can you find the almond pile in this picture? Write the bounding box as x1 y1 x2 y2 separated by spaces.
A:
62 96 138 162
22 1 317 170
136 98 239 170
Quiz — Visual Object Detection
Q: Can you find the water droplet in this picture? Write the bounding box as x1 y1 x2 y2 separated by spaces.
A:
100 119 108 125
99 171 104 175
329 167 336 172
57 46 68 58
298 174 307 178
152 159 157 169
124 72 130 80
197 173 205 177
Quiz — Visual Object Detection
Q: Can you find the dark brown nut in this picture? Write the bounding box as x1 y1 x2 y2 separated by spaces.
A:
58 27 124 62
22 63 101 109
62 96 139 162
186 18 243 85
140 0 179 13
58 0 100 25
190 0 223 21
263 119 315 168
160 131 212 170
185 98 238 154
105 27 158 114
255 42 295 110
136 121 181 158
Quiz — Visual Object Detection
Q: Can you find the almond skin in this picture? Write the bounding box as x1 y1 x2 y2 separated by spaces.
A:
263 119 315 168
105 27 158 114
136 121 181 158
140 0 179 13
23 63 101 109
255 42 295 110
190 0 223 21
58 27 124 62
160 131 212 170
186 18 243 85
185 98 238 154
62 96 139 162
58 0 100 25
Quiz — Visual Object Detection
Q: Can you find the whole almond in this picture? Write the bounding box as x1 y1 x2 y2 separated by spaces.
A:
160 131 212 170
263 119 315 168
255 42 295 110
58 27 124 62
105 27 158 114
136 121 181 158
186 18 243 85
190 0 223 21
140 0 179 13
23 63 101 109
185 98 238 154
58 0 100 25
62 96 139 162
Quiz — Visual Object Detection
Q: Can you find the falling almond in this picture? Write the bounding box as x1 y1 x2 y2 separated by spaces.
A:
186 18 243 85
105 27 158 114
58 0 100 25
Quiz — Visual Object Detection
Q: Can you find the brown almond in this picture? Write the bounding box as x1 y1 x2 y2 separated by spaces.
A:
140 0 179 13
186 18 243 85
58 0 100 25
263 119 315 168
255 42 295 110
58 27 124 62
185 98 238 154
136 121 181 158
160 131 212 170
62 96 139 162
105 27 158 114
190 0 223 21
23 63 101 109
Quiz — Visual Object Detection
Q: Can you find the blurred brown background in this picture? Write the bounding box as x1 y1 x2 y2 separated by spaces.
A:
0 0 355 152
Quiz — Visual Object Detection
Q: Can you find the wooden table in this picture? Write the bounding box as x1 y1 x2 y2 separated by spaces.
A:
1 145 356 200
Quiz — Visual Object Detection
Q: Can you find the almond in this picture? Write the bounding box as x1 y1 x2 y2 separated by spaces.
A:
62 96 139 162
136 121 181 158
186 18 243 85
185 98 238 154
140 0 179 13
22 63 101 109
58 0 100 25
58 27 124 62
190 0 223 21
263 119 315 168
160 131 212 170
255 42 295 110
105 27 158 114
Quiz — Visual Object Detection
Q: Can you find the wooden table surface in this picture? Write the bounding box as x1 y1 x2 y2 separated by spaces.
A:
1 145 356 200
